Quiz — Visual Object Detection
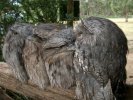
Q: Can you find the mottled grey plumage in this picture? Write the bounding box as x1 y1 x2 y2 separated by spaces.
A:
3 17 128 99
22 39 50 89
3 22 76 89
34 24 76 88
75 73 116 100
3 23 33 83
74 17 128 99
22 23 66 89
25 24 76 89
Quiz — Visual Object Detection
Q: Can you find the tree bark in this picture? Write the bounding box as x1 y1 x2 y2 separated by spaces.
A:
125 6 128 22
125 11 128 22
0 88 13 100
0 62 75 100
67 0 74 27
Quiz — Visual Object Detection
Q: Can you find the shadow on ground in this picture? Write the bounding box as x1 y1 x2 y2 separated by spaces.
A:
124 84 133 100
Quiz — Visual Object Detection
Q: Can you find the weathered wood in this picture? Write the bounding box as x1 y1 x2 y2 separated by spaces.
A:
0 62 75 100
0 87 13 100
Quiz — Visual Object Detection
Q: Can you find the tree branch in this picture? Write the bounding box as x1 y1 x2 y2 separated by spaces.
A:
0 62 75 100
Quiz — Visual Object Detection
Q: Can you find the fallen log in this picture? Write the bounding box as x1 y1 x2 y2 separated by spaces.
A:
0 87 13 100
0 62 75 100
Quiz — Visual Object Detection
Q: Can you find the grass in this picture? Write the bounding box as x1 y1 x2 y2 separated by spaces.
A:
108 18 133 41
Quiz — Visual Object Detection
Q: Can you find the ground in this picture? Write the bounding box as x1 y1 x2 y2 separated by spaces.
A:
110 18 133 100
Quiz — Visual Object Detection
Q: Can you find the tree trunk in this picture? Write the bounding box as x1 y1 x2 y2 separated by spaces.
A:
125 7 128 22
125 13 128 22
67 0 74 27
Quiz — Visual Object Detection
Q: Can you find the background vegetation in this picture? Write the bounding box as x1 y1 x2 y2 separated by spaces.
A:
80 0 133 21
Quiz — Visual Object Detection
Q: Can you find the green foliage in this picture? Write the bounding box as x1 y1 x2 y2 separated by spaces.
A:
0 0 64 61
0 0 18 61
20 0 61 23
0 0 63 33
80 0 133 18
110 0 133 16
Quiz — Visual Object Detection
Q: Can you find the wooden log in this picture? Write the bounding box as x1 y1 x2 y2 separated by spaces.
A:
0 88 13 100
0 62 75 100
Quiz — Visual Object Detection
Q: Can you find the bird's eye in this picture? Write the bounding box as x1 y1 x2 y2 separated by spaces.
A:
13 32 18 35
10 28 18 35
11 30 18 35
